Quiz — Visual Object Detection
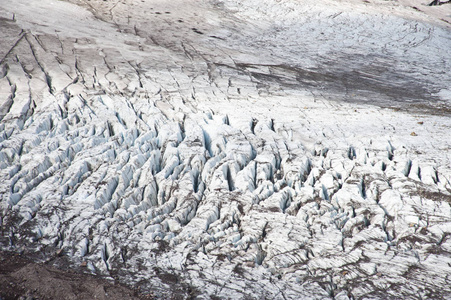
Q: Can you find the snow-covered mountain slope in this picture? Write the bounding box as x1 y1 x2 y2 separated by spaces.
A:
1 0 451 298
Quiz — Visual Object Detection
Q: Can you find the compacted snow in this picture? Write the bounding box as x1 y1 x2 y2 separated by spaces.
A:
1 0 451 298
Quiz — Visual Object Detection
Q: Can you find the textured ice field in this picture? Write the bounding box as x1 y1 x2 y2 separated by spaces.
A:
1 0 451 298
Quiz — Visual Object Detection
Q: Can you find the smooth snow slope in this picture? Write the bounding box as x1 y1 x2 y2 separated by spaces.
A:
1 0 451 298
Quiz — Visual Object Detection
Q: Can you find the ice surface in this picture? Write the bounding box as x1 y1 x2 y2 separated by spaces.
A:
1 0 451 298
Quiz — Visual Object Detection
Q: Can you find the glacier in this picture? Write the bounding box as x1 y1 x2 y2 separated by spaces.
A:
1 0 451 298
